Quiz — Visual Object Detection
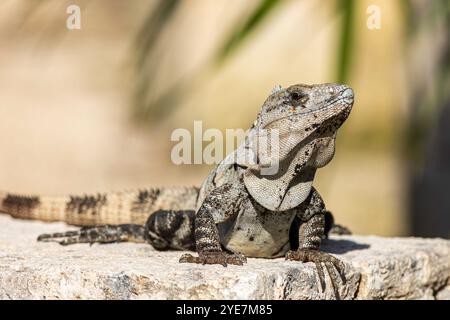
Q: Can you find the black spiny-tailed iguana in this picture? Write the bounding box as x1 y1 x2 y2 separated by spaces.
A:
0 83 354 298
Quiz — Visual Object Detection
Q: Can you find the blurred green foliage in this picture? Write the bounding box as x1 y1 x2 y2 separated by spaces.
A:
401 0 450 164
216 0 283 63
133 0 181 121
133 0 359 122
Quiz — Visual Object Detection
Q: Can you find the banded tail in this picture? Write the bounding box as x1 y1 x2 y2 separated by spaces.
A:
0 187 199 226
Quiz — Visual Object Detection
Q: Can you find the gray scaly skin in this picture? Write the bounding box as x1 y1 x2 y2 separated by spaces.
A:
4 83 354 298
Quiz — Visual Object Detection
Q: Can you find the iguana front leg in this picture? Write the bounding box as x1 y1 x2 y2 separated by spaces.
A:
286 188 346 298
179 183 247 267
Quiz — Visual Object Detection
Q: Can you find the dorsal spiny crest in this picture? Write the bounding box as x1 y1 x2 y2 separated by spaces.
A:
271 84 283 94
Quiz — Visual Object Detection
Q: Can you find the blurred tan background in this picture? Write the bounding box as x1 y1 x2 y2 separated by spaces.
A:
0 0 448 237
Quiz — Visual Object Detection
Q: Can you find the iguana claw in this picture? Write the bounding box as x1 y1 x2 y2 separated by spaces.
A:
285 249 346 299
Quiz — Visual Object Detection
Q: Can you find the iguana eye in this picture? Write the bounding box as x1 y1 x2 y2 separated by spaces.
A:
290 91 308 105
291 92 300 100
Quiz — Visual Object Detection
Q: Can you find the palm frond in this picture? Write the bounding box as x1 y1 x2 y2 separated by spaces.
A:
132 0 181 122
215 0 283 64
134 0 180 69
335 0 355 83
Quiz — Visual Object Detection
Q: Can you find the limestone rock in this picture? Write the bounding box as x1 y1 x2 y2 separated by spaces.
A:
0 215 448 299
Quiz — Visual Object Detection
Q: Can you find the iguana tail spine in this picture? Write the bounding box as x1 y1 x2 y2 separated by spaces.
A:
0 187 199 226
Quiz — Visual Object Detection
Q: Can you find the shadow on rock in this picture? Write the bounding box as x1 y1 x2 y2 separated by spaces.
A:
321 239 370 254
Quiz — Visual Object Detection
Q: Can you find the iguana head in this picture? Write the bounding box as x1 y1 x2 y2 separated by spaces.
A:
256 83 353 163
239 83 354 211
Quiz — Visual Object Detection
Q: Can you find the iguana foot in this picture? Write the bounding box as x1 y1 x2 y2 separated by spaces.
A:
329 224 352 235
285 249 346 299
179 251 247 267
324 211 352 237
37 224 145 245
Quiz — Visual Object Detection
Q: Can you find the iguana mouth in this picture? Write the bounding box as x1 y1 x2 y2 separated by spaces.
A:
261 103 348 132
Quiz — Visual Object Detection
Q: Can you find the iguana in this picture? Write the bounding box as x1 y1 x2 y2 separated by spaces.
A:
0 83 354 298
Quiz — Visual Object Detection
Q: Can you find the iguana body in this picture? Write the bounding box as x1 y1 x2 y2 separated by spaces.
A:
1 83 354 298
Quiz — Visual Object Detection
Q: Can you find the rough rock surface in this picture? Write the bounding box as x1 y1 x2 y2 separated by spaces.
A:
0 215 448 300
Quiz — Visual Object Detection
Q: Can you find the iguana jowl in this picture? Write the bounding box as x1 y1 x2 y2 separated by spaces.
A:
0 83 354 297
